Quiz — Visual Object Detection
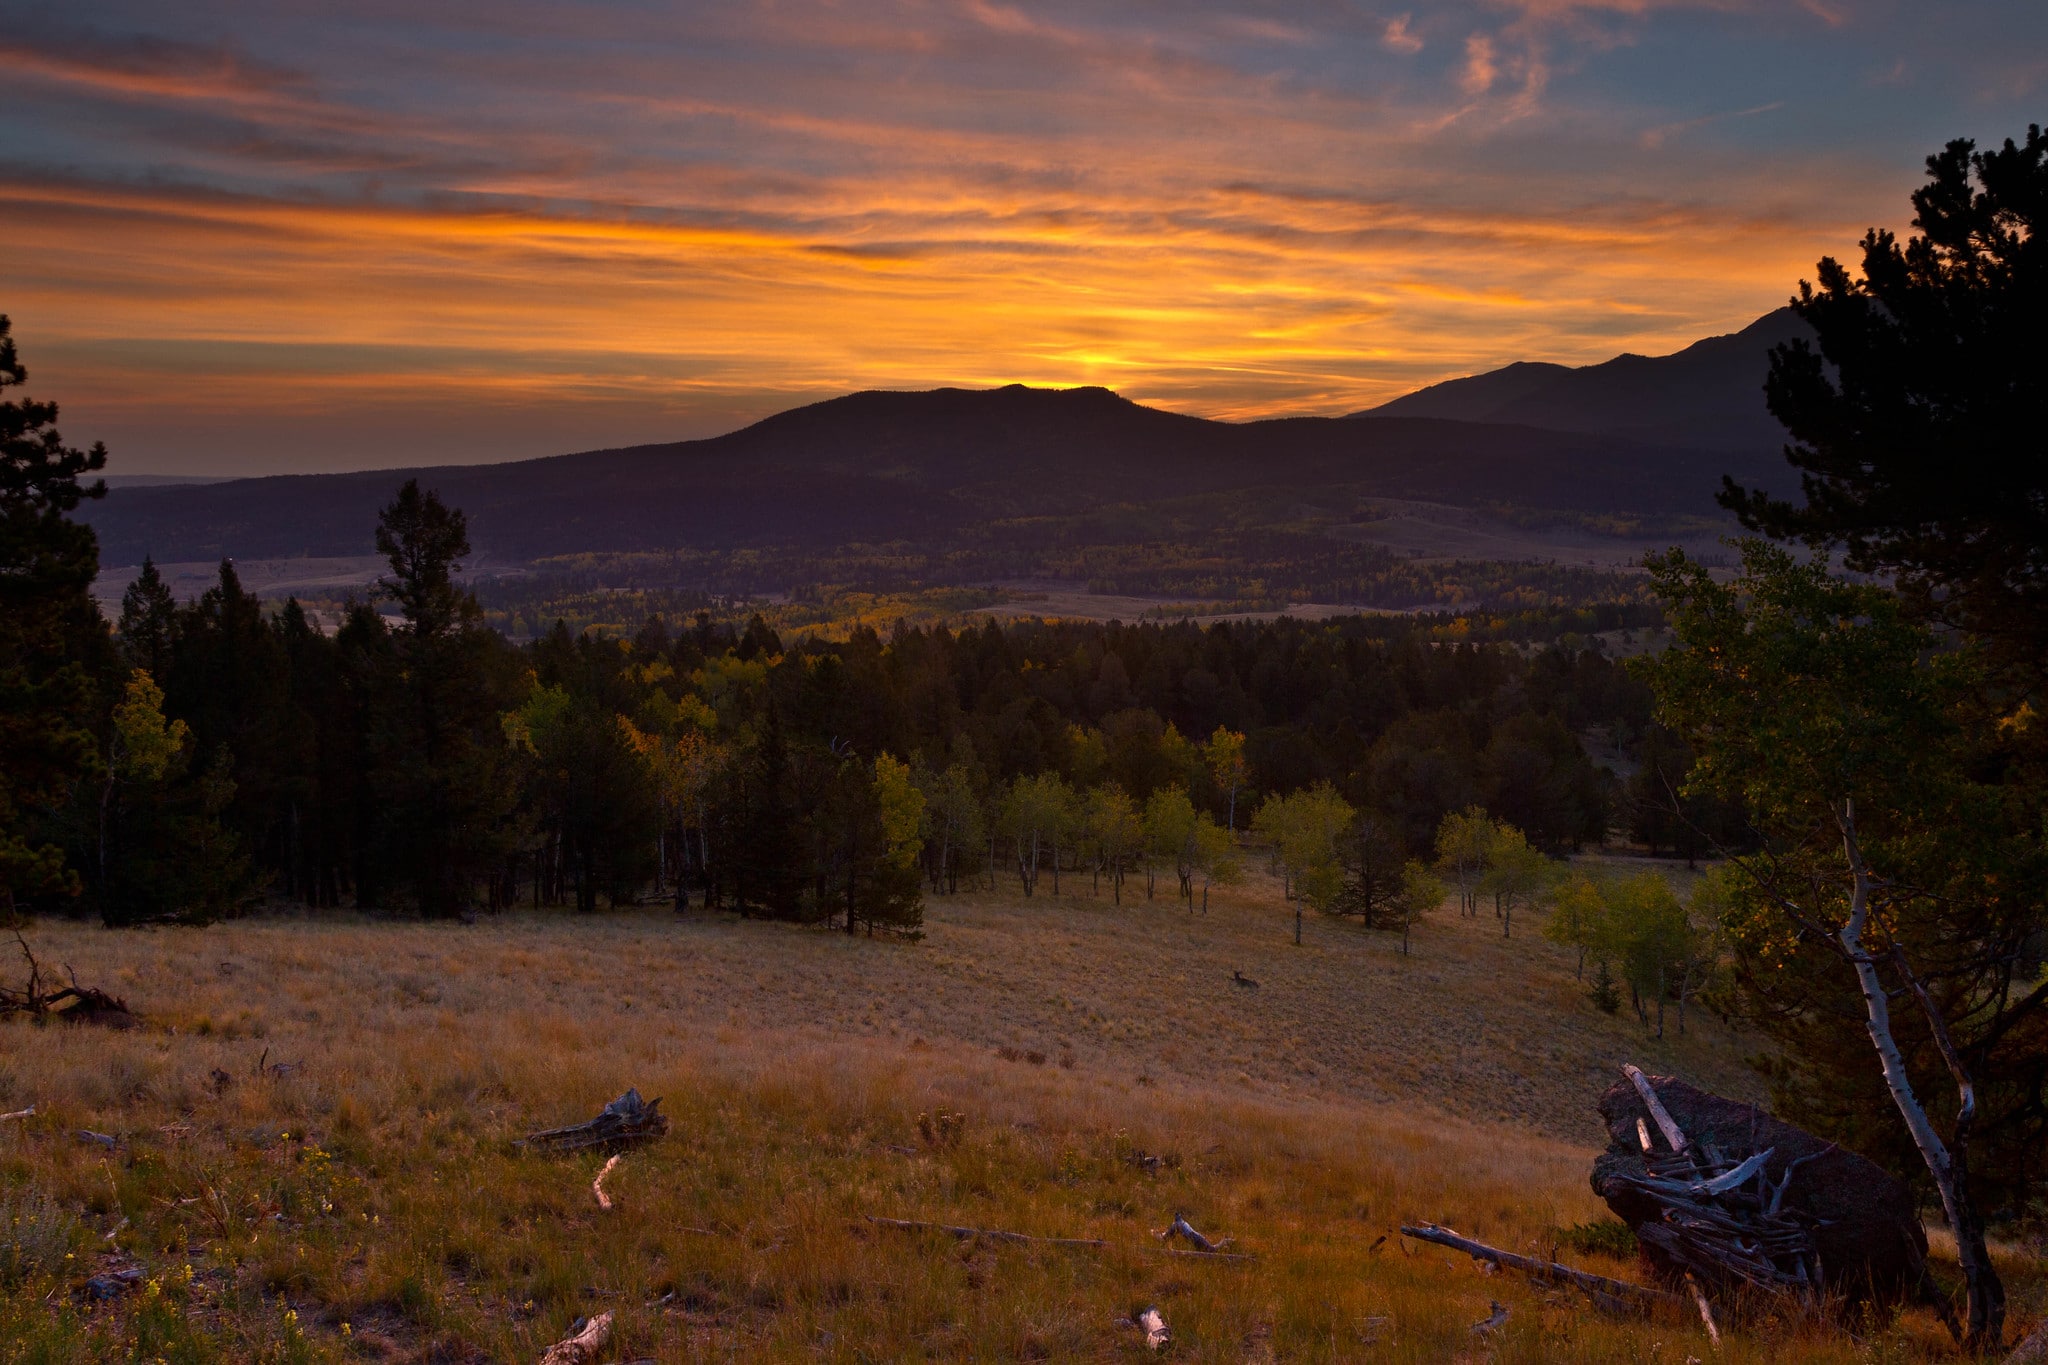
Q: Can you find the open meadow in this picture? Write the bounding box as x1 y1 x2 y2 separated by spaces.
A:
0 875 2035 1361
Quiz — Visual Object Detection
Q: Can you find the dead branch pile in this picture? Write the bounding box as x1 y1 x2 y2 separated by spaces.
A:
1591 1065 1926 1307
523 1089 668 1154
0 935 134 1027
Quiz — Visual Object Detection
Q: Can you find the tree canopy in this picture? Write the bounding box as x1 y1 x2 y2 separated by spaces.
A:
1723 125 2048 679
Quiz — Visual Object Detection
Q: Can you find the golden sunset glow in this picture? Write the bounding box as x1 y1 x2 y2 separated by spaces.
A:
3 1 2036 471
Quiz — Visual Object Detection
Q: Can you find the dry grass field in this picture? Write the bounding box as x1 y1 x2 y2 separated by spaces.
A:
0 873 2036 1361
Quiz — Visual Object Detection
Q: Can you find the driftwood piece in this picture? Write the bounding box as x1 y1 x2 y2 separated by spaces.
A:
869 1216 1105 1248
537 1311 612 1365
1155 1214 1233 1254
1400 1223 1685 1314
1686 1272 1722 1347
525 1090 669 1154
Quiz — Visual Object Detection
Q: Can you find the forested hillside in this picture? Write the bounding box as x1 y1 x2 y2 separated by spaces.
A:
50 478 1694 929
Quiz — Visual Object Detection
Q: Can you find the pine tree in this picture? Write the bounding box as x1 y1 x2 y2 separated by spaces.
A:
0 315 109 920
117 557 178 680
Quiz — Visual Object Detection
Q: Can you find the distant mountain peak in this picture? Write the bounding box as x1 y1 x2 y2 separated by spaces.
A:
1354 307 1806 453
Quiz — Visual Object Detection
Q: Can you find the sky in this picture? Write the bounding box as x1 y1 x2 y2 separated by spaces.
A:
2 1 2043 475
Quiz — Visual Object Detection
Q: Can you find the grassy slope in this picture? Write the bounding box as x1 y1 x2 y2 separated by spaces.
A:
0 876 2025 1361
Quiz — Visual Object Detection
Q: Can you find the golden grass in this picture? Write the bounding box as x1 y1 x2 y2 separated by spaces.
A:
0 876 2033 1361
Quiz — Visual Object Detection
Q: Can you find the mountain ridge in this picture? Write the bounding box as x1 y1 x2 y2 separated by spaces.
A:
83 387 1783 566
1354 308 1808 452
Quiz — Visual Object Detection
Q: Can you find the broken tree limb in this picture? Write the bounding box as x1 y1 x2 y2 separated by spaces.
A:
1687 1272 1722 1348
1400 1223 1686 1313
0 1106 33 1122
524 1089 668 1154
537 1311 612 1365
1693 1149 1774 1197
592 1155 621 1211
867 1216 1105 1248
0 935 135 1027
1155 1214 1233 1253
1623 1064 1689 1155
1471 1300 1510 1335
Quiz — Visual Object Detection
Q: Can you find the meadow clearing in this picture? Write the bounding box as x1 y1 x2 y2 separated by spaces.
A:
0 871 2033 1361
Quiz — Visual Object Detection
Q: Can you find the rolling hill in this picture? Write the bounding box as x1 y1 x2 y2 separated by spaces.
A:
84 383 1790 566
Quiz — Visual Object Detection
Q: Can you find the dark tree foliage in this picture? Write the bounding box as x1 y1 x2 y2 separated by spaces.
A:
1331 813 1404 926
1623 724 1747 865
117 557 176 680
365 483 525 916
20 451 1657 930
1723 126 2048 679
0 315 110 918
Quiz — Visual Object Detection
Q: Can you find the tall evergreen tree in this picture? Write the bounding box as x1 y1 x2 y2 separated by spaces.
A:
0 315 109 919
368 480 519 916
116 557 177 680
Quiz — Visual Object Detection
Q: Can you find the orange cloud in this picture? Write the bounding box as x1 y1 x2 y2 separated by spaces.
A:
0 1 1952 473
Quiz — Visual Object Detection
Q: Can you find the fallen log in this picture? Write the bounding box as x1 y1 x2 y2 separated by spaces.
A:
524 1089 668 1154
868 1216 1105 1248
537 1311 612 1365
1155 1214 1233 1254
1400 1222 1686 1314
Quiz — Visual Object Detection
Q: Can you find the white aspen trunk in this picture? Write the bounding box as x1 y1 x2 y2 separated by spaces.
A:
1834 801 2001 1349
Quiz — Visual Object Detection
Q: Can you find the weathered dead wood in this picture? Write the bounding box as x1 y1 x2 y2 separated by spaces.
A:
1117 1308 1171 1350
1156 1214 1233 1253
1400 1222 1685 1314
0 936 135 1027
0 1105 33 1122
868 1216 1105 1248
537 1310 612 1365
1624 1064 1689 1154
524 1089 668 1154
1153 1246 1258 1262
1687 1272 1722 1347
1471 1300 1510 1335
2003 1319 2048 1365
592 1155 621 1211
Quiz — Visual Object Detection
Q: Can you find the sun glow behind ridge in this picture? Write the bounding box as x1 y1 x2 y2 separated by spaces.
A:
2 0 2038 472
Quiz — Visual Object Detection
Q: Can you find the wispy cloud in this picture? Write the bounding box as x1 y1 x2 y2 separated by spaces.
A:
0 0 2034 472
1639 100 1784 149
1382 15 1425 55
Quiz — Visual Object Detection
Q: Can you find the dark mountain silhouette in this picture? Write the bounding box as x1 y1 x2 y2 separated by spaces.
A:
1356 308 1808 453
83 382 1789 566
